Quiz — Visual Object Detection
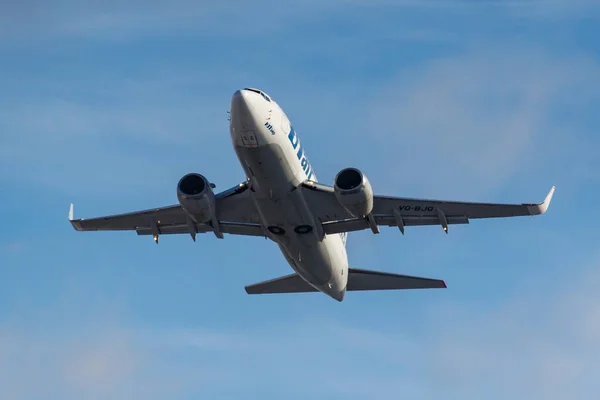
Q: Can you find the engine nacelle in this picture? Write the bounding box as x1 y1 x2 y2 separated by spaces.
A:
333 168 374 218
176 173 216 223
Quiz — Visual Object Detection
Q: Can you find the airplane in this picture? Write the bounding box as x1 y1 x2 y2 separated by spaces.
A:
69 87 555 302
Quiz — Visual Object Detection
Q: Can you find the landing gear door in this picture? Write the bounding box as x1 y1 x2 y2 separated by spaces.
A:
240 130 259 147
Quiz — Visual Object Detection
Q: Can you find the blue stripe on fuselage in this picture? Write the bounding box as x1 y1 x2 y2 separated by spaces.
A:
288 124 343 242
288 126 317 182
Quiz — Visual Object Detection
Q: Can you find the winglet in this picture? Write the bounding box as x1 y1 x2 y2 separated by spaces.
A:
68 203 85 231
527 186 555 215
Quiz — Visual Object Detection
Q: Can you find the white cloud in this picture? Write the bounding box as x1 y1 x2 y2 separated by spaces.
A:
4 0 595 43
343 0 600 19
0 0 347 41
3 257 599 399
0 74 236 196
0 325 140 400
59 331 140 397
1 242 25 253
426 263 600 400
506 0 600 20
364 49 600 198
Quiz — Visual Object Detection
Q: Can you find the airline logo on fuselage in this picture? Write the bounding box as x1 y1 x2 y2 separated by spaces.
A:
264 122 276 135
288 126 315 181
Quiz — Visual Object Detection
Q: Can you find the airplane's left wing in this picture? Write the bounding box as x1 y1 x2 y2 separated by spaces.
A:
69 181 265 240
300 181 555 235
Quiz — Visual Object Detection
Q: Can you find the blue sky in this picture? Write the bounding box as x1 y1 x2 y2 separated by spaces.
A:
1 1 600 398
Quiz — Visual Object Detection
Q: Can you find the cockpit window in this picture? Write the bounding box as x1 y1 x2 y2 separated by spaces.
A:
244 88 271 102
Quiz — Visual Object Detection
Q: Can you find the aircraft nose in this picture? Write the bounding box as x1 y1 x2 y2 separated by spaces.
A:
231 89 254 119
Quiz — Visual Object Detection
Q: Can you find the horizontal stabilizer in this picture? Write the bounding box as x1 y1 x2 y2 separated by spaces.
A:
347 268 446 290
244 268 446 296
245 273 317 294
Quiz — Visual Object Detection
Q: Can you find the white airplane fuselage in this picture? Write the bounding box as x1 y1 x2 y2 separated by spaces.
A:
229 88 348 301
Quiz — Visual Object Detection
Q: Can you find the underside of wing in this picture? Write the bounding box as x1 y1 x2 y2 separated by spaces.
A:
300 180 555 235
372 186 556 220
69 181 264 239
69 204 188 231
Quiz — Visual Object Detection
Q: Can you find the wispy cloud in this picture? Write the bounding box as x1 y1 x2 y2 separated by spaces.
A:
0 0 347 41
2 255 599 399
344 0 600 18
0 68 239 196
427 261 600 400
4 0 595 44
0 1 597 399
364 48 600 198
1 242 25 254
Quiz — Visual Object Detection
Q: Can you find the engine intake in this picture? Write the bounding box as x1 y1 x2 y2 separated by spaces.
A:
179 173 206 196
177 173 215 222
334 168 374 218
335 168 363 191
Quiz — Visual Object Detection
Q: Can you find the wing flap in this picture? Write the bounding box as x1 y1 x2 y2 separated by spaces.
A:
323 215 469 235
347 268 446 291
136 222 265 237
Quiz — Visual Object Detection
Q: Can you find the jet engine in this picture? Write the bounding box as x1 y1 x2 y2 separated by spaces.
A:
177 173 216 222
333 168 374 218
